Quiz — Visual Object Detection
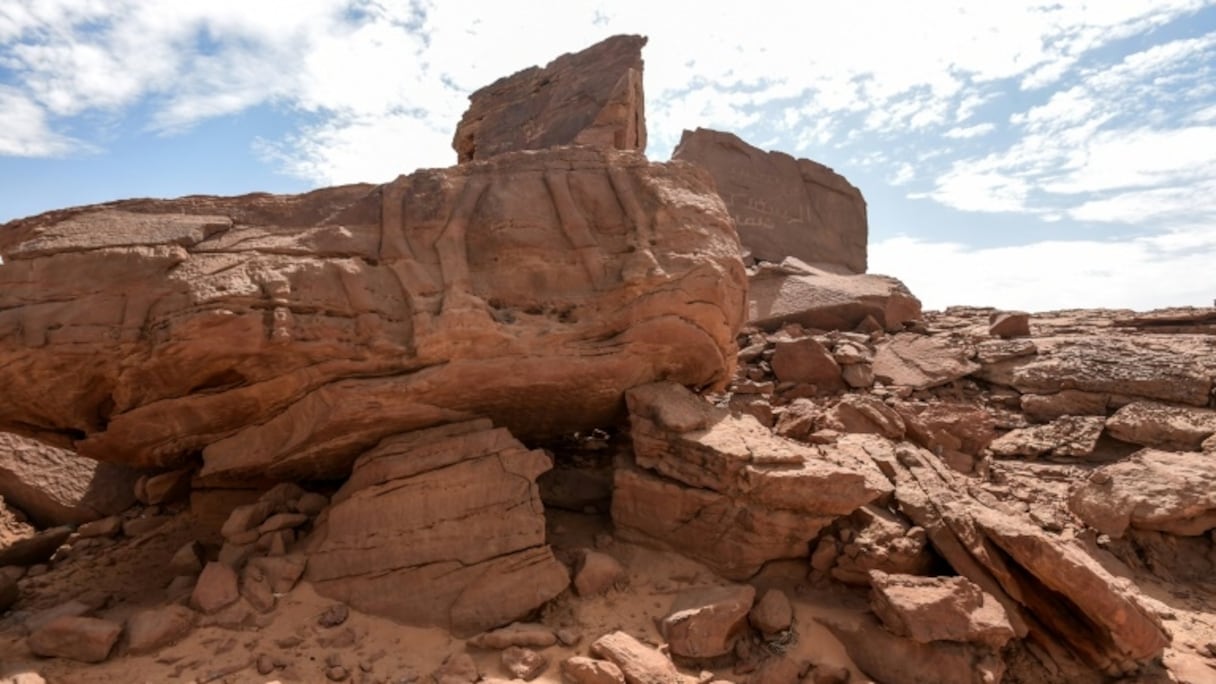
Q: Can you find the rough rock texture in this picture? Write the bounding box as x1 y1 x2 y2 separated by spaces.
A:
0 526 72 567
305 420 569 635
0 433 137 527
590 631 694 684
1105 402 1216 451
987 415 1106 460
613 382 891 579
0 147 745 481
748 589 793 635
881 442 1169 677
1069 450 1216 537
26 615 122 663
453 35 646 162
824 612 1004 684
810 504 933 586
658 584 755 659
748 259 921 333
872 334 980 391
869 571 1015 648
561 657 626 684
124 605 195 654
672 128 866 273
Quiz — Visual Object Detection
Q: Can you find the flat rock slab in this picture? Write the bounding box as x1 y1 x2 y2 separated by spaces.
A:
453 34 646 162
1105 402 1216 451
869 571 1015 649
0 432 136 527
0 146 745 482
590 631 695 684
673 128 867 273
988 415 1106 460
872 334 979 390
0 525 71 567
748 260 921 333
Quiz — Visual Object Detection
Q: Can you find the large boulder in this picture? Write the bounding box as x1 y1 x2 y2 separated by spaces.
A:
747 259 921 333
453 34 646 162
1069 450 1216 537
0 147 745 482
305 419 569 635
672 128 866 273
0 433 137 527
612 382 891 579
1104 402 1216 451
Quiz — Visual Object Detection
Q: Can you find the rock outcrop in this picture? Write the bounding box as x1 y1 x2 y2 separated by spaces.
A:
305 419 569 635
1069 449 1216 537
748 259 921 333
453 35 646 162
613 382 891 579
0 433 137 527
0 147 745 482
673 128 867 273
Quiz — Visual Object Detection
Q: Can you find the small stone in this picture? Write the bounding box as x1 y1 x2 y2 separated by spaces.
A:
749 589 793 635
121 515 169 537
257 654 276 675
77 515 123 538
988 311 1030 338
560 656 625 684
318 603 349 628
574 550 626 597
248 554 307 593
220 501 274 540
191 562 240 614
27 615 122 663
556 627 582 647
468 622 558 649
168 540 205 576
501 646 548 681
257 513 309 535
325 665 350 682
126 604 195 653
660 584 756 659
433 652 479 684
259 483 307 511
139 468 193 505
217 542 256 569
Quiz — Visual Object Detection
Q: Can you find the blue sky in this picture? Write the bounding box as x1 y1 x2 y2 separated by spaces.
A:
2 1 1215 311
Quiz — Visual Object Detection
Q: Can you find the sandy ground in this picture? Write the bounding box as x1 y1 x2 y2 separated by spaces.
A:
0 508 873 684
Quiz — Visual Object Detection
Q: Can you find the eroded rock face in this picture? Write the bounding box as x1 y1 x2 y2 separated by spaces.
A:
613 382 891 579
453 35 646 162
0 433 137 527
1069 450 1216 537
673 128 867 273
305 420 569 635
0 147 745 482
869 571 1015 649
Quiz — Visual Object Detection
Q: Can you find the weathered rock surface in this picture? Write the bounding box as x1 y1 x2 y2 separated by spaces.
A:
453 35 646 162
590 631 694 684
672 128 866 273
869 571 1015 648
125 604 195 654
824 612 1005 684
1105 402 1216 451
561 656 626 684
882 442 1169 677
748 589 793 635
0 526 71 567
613 382 891 579
1069 450 1216 537
987 415 1106 460
468 623 557 650
811 504 933 586
659 584 755 659
305 419 569 635
0 146 745 481
191 562 239 614
748 259 921 333
872 334 980 391
0 433 136 527
27 615 122 663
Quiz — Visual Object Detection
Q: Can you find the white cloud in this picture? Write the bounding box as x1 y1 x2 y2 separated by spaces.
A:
871 233 1216 312
0 86 81 156
943 122 995 139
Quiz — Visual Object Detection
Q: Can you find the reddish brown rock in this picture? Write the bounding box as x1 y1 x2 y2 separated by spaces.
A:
574 549 626 597
659 584 755 659
869 571 1015 649
453 35 646 162
468 622 558 650
988 311 1030 338
820 395 906 440
0 572 17 612
748 589 793 635
1069 450 1216 537
191 562 240 614
0 147 745 482
811 504 933 586
987 415 1105 460
27 615 122 663
0 525 71 567
747 260 921 333
872 334 979 391
1019 390 1109 422
823 612 1004 684
672 128 866 273
1105 402 1216 451
614 383 891 579
135 468 193 505
305 420 569 636
501 646 548 681
125 604 195 653
0 433 136 527
590 631 694 684
770 336 844 390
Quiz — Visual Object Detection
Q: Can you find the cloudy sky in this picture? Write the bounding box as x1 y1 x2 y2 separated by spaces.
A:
2 1 1214 311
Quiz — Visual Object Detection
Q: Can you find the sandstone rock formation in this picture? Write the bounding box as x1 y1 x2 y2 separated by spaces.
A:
0 147 745 482
453 35 646 162
613 382 891 579
1069 449 1216 537
673 129 867 273
305 419 569 635
0 433 137 527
